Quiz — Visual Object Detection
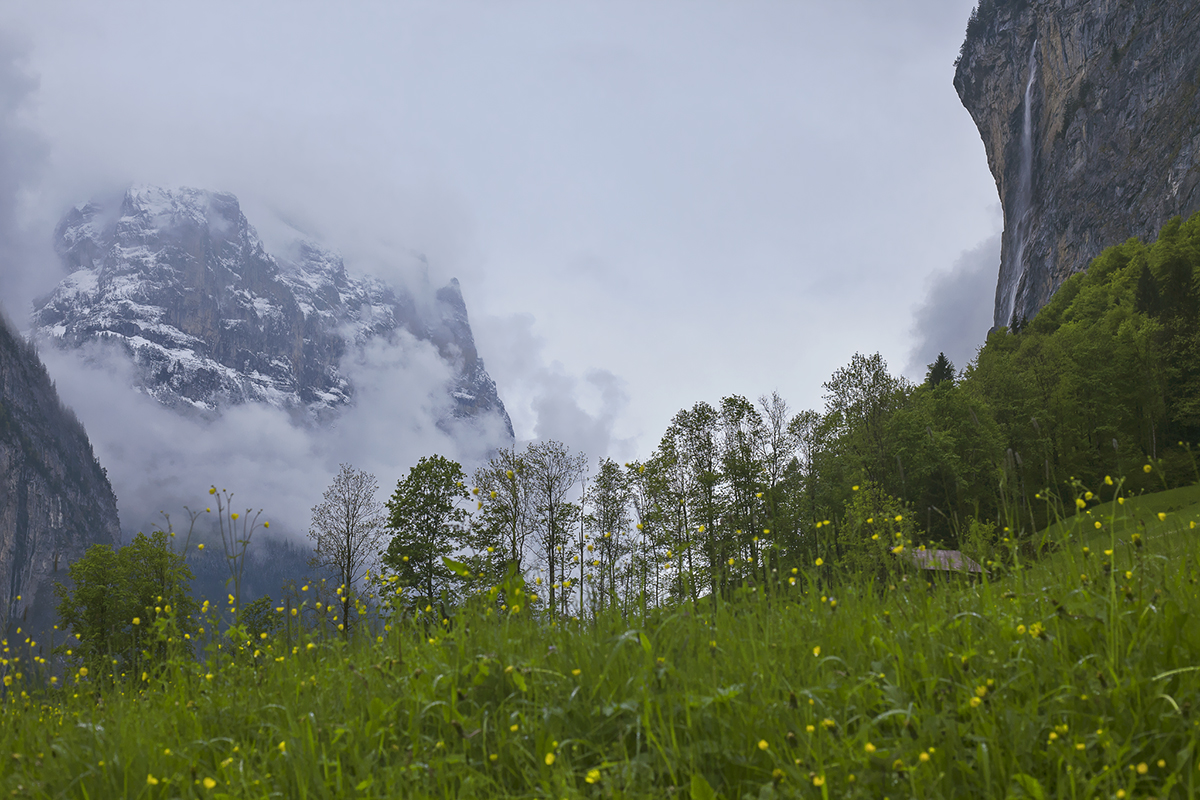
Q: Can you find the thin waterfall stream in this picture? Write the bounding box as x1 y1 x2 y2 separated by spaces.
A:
1001 39 1039 328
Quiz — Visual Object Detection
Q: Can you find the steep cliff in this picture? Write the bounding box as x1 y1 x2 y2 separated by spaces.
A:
0 312 121 638
31 187 513 436
954 0 1200 329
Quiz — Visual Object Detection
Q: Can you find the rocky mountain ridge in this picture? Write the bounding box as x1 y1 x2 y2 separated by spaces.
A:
954 0 1200 329
31 187 512 435
0 311 121 638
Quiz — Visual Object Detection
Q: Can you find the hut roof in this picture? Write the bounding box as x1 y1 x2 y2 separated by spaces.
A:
904 549 984 574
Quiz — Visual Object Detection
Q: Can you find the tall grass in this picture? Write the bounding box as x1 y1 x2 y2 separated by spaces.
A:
2 482 1199 798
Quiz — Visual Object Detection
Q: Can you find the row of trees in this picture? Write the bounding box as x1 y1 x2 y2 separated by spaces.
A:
74 209 1195 642
53 211 1200 668
357 212 1200 617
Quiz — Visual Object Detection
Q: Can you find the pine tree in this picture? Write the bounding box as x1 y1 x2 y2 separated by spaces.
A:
925 352 956 387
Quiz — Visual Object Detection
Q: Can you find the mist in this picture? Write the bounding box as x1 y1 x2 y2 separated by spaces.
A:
906 233 1001 381
0 33 54 318
37 325 514 544
1 0 1003 508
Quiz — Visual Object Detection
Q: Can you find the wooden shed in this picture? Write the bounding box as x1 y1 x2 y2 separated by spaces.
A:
904 549 984 574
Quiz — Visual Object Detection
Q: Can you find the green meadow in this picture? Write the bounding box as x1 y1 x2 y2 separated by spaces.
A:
5 203 1200 800
2 478 1198 799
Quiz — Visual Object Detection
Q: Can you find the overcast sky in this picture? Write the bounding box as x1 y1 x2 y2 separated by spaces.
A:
0 2 1001 532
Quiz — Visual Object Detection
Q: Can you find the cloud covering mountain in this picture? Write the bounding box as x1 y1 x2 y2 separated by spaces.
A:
28 186 513 541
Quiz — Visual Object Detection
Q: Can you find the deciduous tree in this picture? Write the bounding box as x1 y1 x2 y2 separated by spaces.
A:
526 440 585 618
309 464 386 632
383 455 470 611
54 530 198 678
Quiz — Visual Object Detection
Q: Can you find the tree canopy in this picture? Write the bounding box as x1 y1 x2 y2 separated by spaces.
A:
55 530 198 678
383 454 470 611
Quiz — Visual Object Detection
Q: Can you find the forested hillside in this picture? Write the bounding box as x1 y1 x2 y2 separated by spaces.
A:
437 211 1200 612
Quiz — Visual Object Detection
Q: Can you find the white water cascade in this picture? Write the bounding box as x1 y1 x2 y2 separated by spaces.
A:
1000 39 1039 329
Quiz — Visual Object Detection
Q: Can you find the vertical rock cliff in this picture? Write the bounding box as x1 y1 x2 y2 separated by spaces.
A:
954 0 1200 329
0 312 121 638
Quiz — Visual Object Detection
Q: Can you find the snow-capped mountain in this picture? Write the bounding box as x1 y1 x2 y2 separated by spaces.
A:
31 186 512 435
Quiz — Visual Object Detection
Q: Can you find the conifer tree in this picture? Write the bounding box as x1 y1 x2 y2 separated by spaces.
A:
925 352 956 387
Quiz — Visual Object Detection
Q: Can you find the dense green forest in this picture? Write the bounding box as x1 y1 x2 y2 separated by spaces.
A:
414 211 1200 615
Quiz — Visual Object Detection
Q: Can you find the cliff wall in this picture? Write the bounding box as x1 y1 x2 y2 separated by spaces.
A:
0 313 120 639
954 0 1200 329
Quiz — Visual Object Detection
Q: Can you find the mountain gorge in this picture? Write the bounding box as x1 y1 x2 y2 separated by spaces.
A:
0 312 120 638
955 0 1200 329
31 187 512 436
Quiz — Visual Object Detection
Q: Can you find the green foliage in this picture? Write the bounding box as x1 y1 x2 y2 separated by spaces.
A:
7 482 1200 798
468 446 531 592
831 482 916 580
239 596 281 640
383 455 470 610
53 530 198 678
524 440 587 617
924 352 955 387
583 457 632 611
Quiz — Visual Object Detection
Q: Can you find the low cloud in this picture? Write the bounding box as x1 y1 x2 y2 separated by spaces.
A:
475 311 635 465
0 33 53 320
39 330 511 544
906 233 1000 381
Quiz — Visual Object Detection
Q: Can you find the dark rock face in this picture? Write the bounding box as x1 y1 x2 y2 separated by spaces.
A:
955 0 1200 329
0 313 120 637
31 187 512 435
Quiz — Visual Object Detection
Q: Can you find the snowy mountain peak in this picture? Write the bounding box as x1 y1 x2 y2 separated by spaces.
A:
32 186 512 436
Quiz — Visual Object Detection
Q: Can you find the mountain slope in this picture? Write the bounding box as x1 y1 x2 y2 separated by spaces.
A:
0 311 121 637
32 187 512 435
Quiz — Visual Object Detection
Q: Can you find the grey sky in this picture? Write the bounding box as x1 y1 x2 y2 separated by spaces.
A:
906 231 1001 379
0 2 999 528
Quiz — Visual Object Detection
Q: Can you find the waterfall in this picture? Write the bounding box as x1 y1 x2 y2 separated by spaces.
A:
1000 39 1038 328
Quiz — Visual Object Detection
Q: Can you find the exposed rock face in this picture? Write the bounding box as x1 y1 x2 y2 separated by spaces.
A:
0 313 120 637
31 187 512 436
954 0 1200 329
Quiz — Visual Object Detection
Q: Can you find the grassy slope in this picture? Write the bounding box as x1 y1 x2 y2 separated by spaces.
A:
2 487 1199 799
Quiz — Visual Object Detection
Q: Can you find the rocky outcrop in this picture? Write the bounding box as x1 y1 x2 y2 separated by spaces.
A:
954 0 1200 329
31 187 513 435
0 312 120 638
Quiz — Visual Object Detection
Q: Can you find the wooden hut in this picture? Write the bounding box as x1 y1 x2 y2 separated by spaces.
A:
904 549 984 575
